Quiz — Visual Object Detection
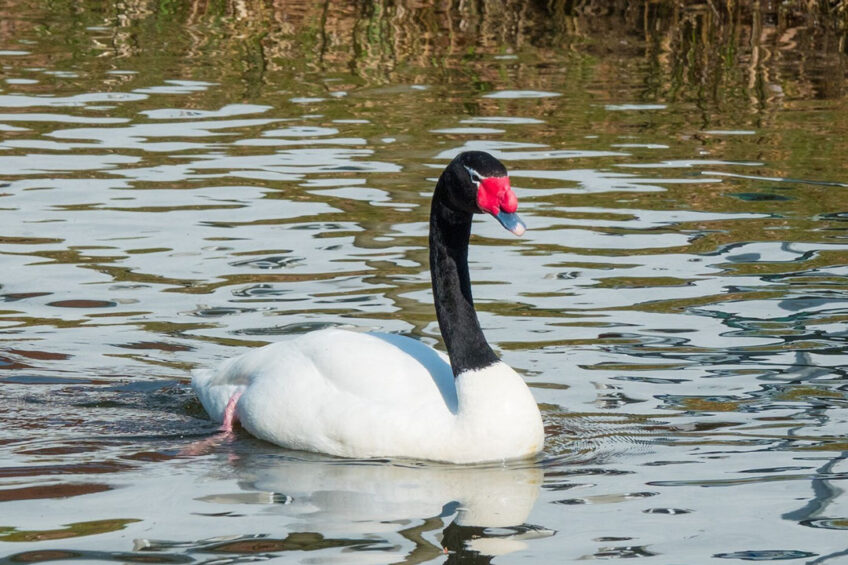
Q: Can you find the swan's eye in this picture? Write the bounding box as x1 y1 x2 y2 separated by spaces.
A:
464 166 483 186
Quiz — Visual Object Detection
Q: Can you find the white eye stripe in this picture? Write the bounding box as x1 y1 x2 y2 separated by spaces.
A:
464 166 483 185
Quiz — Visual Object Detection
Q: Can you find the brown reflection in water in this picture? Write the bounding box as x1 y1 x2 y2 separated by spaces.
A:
0 461 134 478
4 550 75 564
116 341 194 352
46 300 117 309
0 1 844 107
1 292 52 302
204 531 372 553
17 445 99 456
121 451 177 463
6 349 71 361
0 483 111 502
2 549 193 563
0 355 32 370
0 519 140 543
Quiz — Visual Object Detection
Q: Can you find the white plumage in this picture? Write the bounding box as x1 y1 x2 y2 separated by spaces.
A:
192 151 545 463
193 328 544 463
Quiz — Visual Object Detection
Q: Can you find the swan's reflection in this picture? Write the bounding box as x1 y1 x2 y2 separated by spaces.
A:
198 452 553 563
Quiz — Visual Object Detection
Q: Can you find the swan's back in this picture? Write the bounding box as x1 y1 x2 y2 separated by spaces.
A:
192 329 460 457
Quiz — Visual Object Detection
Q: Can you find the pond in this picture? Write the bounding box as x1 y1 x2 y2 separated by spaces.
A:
1 2 847 563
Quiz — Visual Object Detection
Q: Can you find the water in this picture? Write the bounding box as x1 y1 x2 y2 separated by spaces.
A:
1 2 847 563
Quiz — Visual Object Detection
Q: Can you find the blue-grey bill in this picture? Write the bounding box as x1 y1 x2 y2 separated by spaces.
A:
495 211 526 236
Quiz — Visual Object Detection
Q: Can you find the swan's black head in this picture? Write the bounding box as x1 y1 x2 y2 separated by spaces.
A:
439 151 525 236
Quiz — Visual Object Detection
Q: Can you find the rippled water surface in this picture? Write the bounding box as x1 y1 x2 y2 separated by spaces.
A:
2 3 848 564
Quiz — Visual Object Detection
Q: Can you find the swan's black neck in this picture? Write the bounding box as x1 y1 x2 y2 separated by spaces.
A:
429 177 499 377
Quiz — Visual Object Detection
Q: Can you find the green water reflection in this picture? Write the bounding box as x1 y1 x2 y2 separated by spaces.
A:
1 1 847 564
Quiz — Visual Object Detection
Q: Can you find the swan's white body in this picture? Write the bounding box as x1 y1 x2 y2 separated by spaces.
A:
192 328 544 463
193 152 545 463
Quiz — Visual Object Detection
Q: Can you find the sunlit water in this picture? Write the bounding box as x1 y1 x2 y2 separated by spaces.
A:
1 3 847 564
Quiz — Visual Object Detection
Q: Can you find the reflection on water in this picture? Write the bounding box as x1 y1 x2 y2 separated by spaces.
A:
1 1 848 563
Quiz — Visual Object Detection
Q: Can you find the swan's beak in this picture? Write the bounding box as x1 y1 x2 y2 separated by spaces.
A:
477 176 525 236
495 210 526 236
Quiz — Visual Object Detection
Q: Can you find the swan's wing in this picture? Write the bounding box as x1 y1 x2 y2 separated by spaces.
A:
367 332 456 412
192 328 456 422
293 329 456 412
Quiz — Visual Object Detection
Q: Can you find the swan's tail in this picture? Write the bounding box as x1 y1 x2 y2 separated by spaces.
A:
190 367 236 423
190 367 214 390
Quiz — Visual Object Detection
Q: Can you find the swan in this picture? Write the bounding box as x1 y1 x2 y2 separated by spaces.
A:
192 151 544 463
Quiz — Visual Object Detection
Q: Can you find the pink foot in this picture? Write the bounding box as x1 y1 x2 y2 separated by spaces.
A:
220 391 243 432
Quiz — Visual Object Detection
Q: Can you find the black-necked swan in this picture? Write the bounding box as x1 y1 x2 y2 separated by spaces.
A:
192 151 544 463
